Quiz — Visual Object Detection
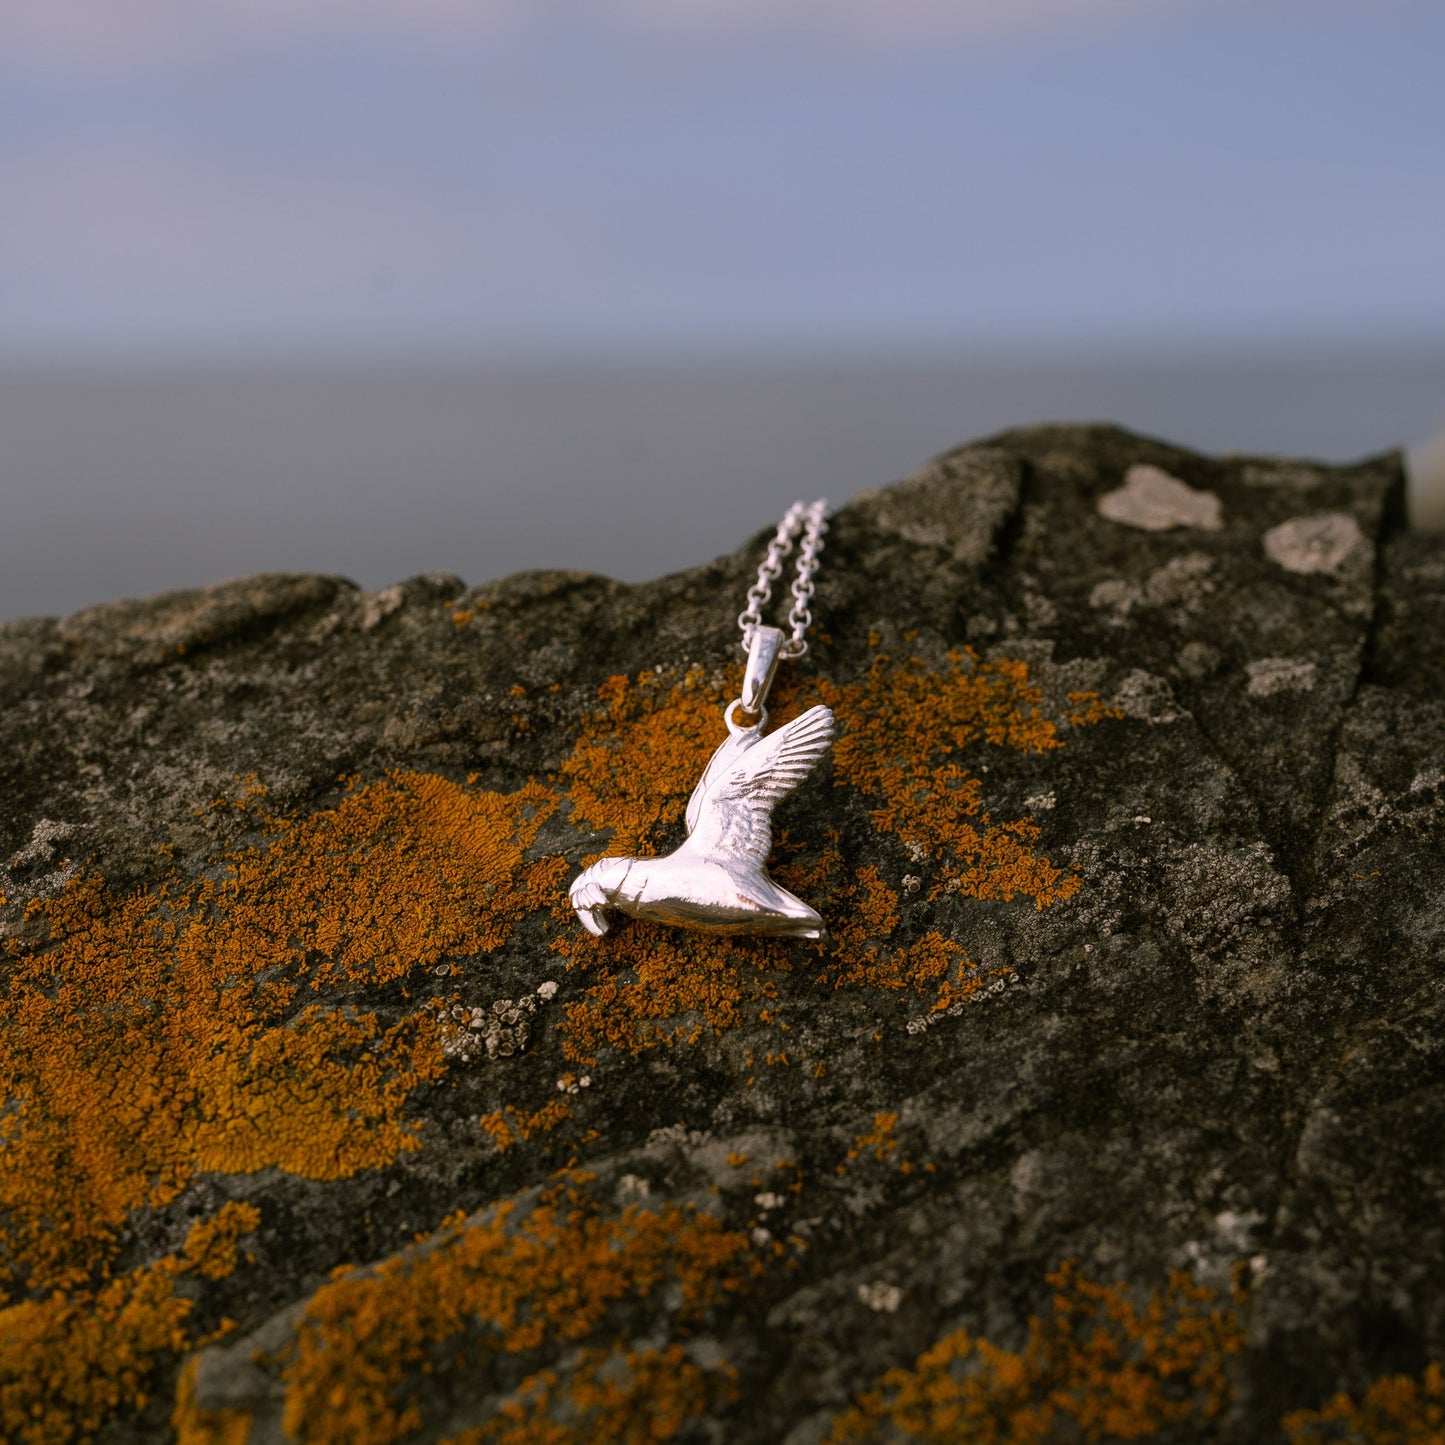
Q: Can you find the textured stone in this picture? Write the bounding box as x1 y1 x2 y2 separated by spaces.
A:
1 424 1441 1444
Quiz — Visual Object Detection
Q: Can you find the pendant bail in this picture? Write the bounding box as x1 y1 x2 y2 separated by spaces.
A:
741 625 786 714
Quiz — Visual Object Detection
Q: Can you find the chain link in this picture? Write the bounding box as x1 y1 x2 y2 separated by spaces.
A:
737 498 829 660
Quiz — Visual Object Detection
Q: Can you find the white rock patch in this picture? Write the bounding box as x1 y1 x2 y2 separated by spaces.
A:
1097 464 1223 532
617 1173 650 1199
1088 578 1141 618
359 583 405 631
1262 512 1363 575
857 1282 904 1314
1246 657 1317 697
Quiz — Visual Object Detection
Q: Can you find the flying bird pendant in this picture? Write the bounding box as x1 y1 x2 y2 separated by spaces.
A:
569 702 836 940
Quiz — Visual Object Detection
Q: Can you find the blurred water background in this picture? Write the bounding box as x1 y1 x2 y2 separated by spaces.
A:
3 2 1443 620
3 346 1444 622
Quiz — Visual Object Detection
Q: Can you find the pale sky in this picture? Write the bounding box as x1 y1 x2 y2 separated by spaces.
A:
2 0 1442 357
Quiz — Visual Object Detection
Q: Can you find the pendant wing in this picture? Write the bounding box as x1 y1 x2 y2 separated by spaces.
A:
684 728 756 837
684 704 835 864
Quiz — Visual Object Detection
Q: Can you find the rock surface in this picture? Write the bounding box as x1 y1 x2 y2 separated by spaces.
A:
2 424 1443 1443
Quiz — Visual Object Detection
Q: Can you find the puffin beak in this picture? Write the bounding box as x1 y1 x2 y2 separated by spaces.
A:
576 905 609 938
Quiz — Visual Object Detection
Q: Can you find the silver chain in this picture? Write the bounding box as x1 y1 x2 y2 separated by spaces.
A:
737 498 829 660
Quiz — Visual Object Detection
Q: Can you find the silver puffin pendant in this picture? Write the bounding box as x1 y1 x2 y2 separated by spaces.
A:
569 501 835 941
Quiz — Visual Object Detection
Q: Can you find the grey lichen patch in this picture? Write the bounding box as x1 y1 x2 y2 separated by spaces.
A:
1144 552 1215 611
1262 512 1366 576
3 816 87 910
1175 641 1221 680
1088 553 1215 626
1088 578 1141 623
430 986 555 1063
1245 657 1318 697
1113 668 1183 724
55 572 348 665
7 816 81 871
1163 840 1292 943
1000 649 1110 725
853 446 1022 568
1318 697 1445 869
359 583 407 631
645 1123 715 1153
1240 461 1325 491
1097 463 1223 532
1160 839 1293 1000
1319 751 1393 858
905 971 1020 1034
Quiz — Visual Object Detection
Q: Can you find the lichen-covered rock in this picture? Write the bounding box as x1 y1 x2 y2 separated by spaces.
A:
1 424 1441 1444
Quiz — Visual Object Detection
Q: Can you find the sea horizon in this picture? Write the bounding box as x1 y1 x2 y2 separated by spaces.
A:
4 340 1443 625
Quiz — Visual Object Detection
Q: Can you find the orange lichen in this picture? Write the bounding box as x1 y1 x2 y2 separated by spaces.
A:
1067 690 1119 729
838 1113 902 1175
1 1262 191 1444
1 767 565 1440
173 1356 253 1445
278 1183 761 1445
183 1201 263 1281
478 1100 574 1154
1284 1363 1445 1443
1 1203 260 1444
3 644 1116 1439
830 919 985 1011
557 928 785 1062
0 771 555 1296
550 653 1108 1062
560 665 732 860
776 855 988 1015
447 1344 737 1444
819 651 1088 907
827 1261 1246 1443
226 770 560 990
